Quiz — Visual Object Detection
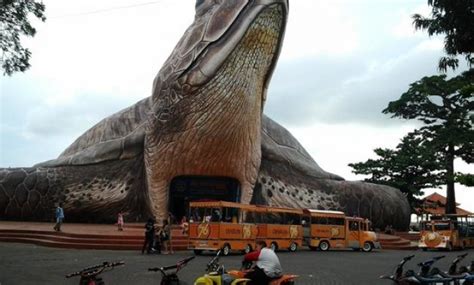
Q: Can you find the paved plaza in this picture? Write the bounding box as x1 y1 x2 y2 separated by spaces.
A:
0 242 473 284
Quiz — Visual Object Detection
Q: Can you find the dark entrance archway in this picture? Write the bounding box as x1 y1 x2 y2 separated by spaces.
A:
169 176 241 222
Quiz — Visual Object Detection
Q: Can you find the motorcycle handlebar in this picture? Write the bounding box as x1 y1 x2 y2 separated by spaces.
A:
149 256 195 272
454 253 468 263
399 255 415 266
65 261 125 278
417 255 445 267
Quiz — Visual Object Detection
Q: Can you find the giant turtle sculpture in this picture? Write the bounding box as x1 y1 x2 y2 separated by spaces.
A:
0 0 410 229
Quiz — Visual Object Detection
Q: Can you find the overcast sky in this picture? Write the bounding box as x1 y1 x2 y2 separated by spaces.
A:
1 0 473 211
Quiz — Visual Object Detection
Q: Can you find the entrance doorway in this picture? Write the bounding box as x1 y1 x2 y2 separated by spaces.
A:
169 176 240 222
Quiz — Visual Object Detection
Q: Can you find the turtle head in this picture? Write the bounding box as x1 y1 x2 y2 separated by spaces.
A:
152 0 289 109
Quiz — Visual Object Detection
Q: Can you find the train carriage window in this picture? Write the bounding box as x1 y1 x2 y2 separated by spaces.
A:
302 216 310 227
349 221 360 231
434 223 450 231
210 208 222 222
327 218 345 226
312 217 328 225
287 213 300 225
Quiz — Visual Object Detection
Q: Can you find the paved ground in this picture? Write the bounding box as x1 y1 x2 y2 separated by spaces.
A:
0 243 473 285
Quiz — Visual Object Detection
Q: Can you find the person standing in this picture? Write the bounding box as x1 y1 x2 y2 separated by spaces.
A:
117 212 124 231
142 218 156 254
53 203 65 232
161 219 173 254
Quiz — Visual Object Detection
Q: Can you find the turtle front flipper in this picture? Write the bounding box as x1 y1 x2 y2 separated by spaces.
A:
0 156 151 222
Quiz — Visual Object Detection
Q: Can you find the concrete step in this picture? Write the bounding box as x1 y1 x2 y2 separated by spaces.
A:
394 231 420 242
0 228 189 250
377 233 417 250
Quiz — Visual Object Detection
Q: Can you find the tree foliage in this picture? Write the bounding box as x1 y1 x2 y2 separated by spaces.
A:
383 69 474 213
457 174 474 187
412 0 474 72
349 131 444 210
350 70 474 213
0 0 46 76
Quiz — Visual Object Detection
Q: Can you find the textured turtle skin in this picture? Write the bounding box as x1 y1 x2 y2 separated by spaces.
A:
0 0 410 229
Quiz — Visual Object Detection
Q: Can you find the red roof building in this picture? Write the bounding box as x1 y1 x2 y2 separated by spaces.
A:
417 192 473 216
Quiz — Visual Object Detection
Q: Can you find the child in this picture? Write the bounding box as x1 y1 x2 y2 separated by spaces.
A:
117 212 124 231
180 216 189 235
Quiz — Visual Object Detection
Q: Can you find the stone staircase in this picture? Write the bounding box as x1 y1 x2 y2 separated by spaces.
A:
0 222 188 251
0 222 420 251
377 233 418 250
395 231 420 242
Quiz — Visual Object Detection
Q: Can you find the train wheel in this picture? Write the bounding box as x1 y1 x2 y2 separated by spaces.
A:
222 243 231 256
319 240 330 251
289 242 298 252
270 242 278 252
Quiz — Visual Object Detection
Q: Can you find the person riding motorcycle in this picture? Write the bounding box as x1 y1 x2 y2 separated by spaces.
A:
242 240 283 285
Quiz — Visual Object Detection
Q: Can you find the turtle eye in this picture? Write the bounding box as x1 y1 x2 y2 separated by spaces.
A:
195 0 205 8
195 0 215 14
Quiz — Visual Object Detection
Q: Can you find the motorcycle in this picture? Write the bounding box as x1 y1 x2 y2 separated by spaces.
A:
149 255 195 285
427 253 474 285
379 255 454 284
193 250 250 285
65 261 125 285
227 259 298 285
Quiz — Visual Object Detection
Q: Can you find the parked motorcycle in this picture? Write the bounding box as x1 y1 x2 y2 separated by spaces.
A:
427 253 474 285
380 255 453 284
65 261 125 285
149 255 195 285
227 260 298 285
194 250 250 285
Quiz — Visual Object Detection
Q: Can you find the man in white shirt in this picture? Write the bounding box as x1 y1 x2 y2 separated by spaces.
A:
243 240 283 285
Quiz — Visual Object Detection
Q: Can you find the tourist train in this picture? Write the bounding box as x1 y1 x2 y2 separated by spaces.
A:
419 214 474 251
187 201 380 255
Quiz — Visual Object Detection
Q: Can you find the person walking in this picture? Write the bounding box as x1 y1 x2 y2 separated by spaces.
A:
142 218 156 254
53 203 65 232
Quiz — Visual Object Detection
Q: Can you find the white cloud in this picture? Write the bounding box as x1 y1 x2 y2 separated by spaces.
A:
281 1 360 60
287 122 416 179
391 4 431 39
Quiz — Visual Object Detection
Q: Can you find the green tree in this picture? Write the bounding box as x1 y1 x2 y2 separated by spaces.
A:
413 0 474 72
349 130 444 210
0 0 46 76
382 69 474 214
457 174 474 187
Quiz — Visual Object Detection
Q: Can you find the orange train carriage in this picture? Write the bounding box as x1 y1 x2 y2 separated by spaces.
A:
188 201 380 254
419 214 474 251
188 201 258 256
302 209 380 252
253 205 303 252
